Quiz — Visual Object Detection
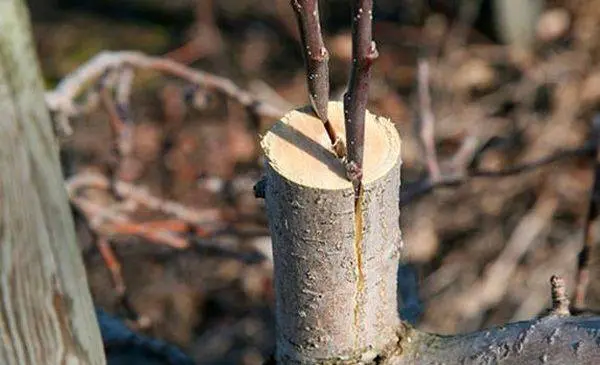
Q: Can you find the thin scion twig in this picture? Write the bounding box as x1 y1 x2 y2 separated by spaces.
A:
344 0 378 193
574 115 600 308
417 58 441 182
290 0 345 158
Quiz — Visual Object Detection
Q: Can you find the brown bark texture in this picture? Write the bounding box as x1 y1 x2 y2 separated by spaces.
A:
261 103 600 364
0 0 106 364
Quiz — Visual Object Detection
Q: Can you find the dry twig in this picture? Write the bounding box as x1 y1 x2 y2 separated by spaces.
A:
66 172 224 227
400 143 593 206
46 51 286 135
417 58 441 181
74 205 143 324
66 171 230 249
97 235 126 296
99 72 133 198
71 195 189 249
66 169 238 251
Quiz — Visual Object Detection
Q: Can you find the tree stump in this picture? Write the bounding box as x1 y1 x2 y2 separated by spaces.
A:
261 101 403 363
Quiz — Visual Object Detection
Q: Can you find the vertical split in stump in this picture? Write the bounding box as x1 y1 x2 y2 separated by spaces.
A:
261 101 402 363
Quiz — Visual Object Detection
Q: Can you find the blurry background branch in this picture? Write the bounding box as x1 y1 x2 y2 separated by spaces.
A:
46 50 286 136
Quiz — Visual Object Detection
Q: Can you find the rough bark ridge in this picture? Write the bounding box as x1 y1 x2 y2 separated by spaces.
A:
0 0 105 364
261 104 600 364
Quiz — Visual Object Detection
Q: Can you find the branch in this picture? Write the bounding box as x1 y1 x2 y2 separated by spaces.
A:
379 278 600 364
66 171 233 249
391 314 600 364
344 0 378 190
290 0 345 157
66 172 225 227
417 58 441 181
76 205 143 324
45 51 287 135
400 144 593 206
70 195 190 249
99 71 133 198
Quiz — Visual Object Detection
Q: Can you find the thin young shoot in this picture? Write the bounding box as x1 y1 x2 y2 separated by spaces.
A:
290 0 346 158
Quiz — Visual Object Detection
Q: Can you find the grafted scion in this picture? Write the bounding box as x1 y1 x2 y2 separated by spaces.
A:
291 0 345 158
344 0 378 197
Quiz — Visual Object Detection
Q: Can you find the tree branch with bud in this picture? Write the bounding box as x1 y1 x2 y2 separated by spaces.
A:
343 0 378 195
291 0 346 157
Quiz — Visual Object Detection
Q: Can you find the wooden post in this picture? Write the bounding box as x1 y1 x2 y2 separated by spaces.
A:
261 102 403 363
0 0 106 364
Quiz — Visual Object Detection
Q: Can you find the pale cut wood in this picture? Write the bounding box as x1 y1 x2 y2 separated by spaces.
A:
263 102 399 189
0 0 105 364
261 101 403 363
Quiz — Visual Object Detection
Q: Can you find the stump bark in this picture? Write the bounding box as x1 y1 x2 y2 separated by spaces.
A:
261 101 403 363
